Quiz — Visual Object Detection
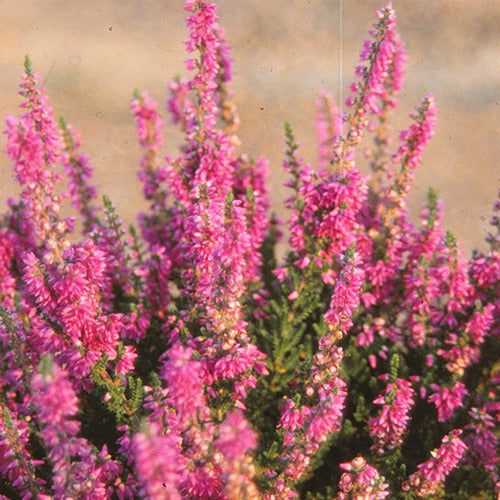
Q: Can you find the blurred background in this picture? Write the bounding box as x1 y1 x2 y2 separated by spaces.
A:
0 0 498 254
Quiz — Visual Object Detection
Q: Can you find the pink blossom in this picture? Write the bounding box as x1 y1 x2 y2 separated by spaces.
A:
324 249 365 333
337 455 389 499
32 358 121 498
184 1 224 130
22 238 128 384
131 91 166 208
0 231 16 308
0 403 45 496
369 378 415 454
315 91 341 169
428 382 468 422
464 406 498 478
392 94 437 169
0 2 497 498
403 429 467 496
160 344 209 425
275 345 347 488
215 410 257 462
60 120 97 233
133 423 182 499
5 63 69 251
466 303 495 344
335 2 405 167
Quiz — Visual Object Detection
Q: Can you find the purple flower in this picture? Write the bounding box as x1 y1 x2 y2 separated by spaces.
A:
464 406 498 483
428 382 468 422
215 410 256 462
0 404 45 496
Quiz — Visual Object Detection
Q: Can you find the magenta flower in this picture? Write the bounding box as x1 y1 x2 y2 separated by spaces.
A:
428 382 468 422
0 231 16 308
274 346 346 488
133 423 182 500
335 2 405 168
32 358 121 498
337 455 389 499
131 92 166 208
403 429 467 496
315 91 341 170
392 94 437 170
369 378 415 454
215 410 256 462
214 411 259 498
324 249 365 333
160 344 210 426
60 120 97 233
0 404 44 497
22 239 127 383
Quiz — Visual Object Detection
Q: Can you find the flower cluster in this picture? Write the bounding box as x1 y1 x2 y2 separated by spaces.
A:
402 429 468 496
369 376 415 454
0 1 497 498
337 456 389 499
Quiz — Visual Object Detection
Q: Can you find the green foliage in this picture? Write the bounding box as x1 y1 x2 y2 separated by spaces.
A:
90 356 143 427
23 55 32 76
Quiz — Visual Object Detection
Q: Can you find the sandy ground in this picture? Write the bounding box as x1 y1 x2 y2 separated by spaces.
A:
0 1 498 255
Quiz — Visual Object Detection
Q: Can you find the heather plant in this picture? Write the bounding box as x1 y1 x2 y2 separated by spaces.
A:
0 1 498 498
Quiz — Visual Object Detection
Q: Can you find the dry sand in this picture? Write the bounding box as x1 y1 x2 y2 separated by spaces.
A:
1 1 498 254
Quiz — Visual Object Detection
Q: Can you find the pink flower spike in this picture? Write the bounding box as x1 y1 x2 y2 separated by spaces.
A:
428 382 468 422
403 429 467 496
133 423 182 499
337 455 389 499
369 378 415 454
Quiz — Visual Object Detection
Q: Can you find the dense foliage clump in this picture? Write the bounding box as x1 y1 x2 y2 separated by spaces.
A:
0 2 498 498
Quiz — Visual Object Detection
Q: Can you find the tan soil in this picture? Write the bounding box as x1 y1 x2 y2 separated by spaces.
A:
1 1 498 254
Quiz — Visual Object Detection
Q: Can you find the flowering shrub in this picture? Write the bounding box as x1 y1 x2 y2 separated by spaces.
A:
0 1 498 498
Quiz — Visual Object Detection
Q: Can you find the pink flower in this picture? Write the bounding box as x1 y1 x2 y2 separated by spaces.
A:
369 378 415 454
279 399 304 433
184 1 225 130
275 347 347 487
464 406 498 475
403 429 467 496
466 304 495 345
60 120 97 233
338 455 389 499
324 249 365 333
32 358 121 498
428 382 468 422
335 2 405 167
133 423 182 499
131 91 166 210
5 61 68 249
160 344 209 425
215 410 256 462
392 94 437 169
0 404 45 496
315 91 341 169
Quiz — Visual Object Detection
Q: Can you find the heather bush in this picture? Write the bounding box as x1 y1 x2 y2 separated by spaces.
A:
0 1 498 498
